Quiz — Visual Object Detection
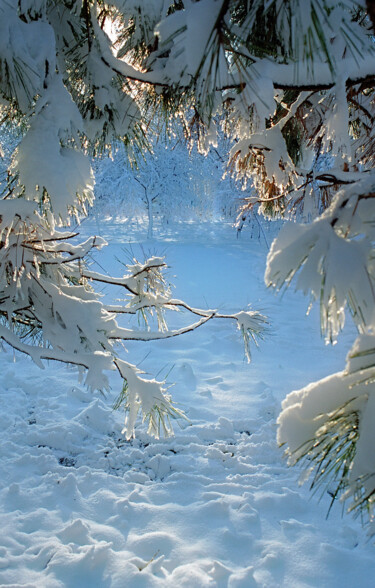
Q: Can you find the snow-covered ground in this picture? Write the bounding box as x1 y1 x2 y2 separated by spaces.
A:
1 220 374 587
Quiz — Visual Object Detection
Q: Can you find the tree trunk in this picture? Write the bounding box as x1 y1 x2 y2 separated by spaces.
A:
146 190 153 239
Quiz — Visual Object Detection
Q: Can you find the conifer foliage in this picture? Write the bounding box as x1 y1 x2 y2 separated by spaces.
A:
1 0 375 527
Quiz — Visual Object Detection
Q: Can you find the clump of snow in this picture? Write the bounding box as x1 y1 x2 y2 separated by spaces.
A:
10 74 94 220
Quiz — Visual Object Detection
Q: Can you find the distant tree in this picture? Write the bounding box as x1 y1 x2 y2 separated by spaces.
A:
93 140 199 237
93 139 242 235
1 0 375 527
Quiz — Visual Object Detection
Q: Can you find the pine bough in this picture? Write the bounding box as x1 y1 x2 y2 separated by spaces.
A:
0 199 267 440
267 176 375 526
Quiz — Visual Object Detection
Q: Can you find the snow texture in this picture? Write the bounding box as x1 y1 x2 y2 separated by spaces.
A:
1 220 373 588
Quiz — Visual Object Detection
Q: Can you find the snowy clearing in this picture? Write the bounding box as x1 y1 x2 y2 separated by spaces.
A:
1 221 374 588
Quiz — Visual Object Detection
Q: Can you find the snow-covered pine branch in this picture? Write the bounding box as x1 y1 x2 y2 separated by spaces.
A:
265 177 375 341
0 194 267 437
267 173 375 529
277 327 375 527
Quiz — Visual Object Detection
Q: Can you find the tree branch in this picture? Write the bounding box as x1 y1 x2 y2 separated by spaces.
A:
109 314 215 341
0 324 112 372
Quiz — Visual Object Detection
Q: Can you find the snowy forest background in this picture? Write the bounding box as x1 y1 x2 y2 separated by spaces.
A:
2 0 375 586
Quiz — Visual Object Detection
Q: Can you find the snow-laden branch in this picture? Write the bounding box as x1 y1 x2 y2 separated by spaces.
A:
83 257 167 295
266 218 374 342
105 297 267 358
0 201 267 438
110 315 215 341
278 328 375 525
23 235 107 264
114 359 187 440
0 324 114 389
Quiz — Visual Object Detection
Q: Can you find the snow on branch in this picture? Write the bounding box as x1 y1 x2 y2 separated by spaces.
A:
0 199 266 438
273 175 375 525
0 3 56 111
265 183 375 342
86 260 268 354
114 359 186 440
9 74 94 223
278 327 375 527
0 323 114 391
